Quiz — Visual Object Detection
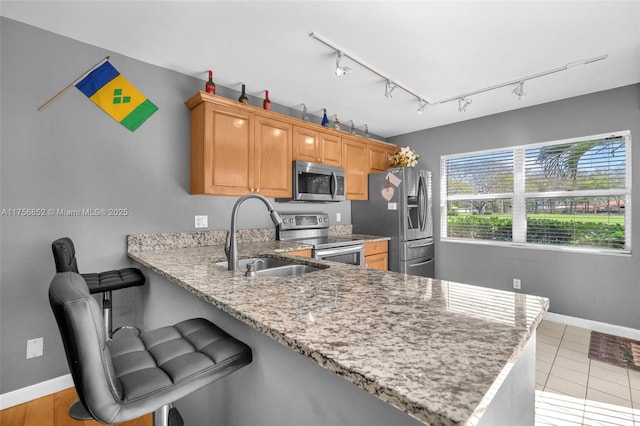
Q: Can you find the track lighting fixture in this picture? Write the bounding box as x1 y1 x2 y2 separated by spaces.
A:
309 31 607 114
335 51 351 77
417 99 427 114
512 81 526 100
385 80 396 99
458 97 472 112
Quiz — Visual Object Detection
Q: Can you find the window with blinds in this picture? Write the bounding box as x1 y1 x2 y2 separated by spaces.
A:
440 131 631 254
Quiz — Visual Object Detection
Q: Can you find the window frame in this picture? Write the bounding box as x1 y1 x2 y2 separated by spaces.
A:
440 130 632 255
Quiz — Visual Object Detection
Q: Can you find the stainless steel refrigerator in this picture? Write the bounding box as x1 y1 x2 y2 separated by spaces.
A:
352 167 434 277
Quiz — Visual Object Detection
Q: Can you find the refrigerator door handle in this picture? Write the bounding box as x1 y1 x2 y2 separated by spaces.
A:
408 242 433 249
417 176 427 232
409 259 433 268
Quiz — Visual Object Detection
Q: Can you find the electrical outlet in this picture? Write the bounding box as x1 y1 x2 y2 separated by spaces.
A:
194 215 208 228
26 337 43 359
513 278 521 290
336 213 341 222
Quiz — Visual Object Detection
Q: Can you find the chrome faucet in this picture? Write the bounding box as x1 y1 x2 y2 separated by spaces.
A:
225 194 282 271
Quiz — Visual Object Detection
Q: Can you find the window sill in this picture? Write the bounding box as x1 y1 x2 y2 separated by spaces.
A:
440 237 632 257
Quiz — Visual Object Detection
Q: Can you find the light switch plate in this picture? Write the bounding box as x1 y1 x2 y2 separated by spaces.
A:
195 215 208 228
27 337 43 359
336 213 341 222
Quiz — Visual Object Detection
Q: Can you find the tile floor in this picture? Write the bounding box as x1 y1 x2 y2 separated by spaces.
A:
536 320 640 425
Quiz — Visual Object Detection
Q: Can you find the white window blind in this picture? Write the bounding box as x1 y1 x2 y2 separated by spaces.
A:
441 131 631 254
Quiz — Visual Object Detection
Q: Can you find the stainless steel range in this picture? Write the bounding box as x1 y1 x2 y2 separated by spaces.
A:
276 213 365 267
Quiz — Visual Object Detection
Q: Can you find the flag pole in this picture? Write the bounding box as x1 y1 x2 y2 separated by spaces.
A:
37 55 110 111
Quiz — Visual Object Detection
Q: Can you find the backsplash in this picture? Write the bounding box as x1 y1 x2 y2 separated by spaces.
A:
128 224 352 251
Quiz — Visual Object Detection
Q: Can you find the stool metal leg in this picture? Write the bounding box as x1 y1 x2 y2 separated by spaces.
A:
153 404 184 426
102 290 112 339
153 404 170 426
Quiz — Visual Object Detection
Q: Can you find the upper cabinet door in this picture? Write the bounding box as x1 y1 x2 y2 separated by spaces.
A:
342 137 368 200
190 100 253 195
320 132 342 167
293 126 320 163
254 115 292 198
368 142 397 173
293 125 342 167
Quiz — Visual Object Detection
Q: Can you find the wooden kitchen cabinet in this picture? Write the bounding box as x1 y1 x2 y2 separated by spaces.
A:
293 125 342 167
254 115 292 197
342 137 368 200
364 240 388 271
368 141 398 173
186 92 292 197
187 91 397 201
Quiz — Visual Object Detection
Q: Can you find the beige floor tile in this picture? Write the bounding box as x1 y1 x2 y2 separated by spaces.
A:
538 348 558 364
550 364 589 386
629 371 640 391
538 359 554 375
556 347 590 364
539 326 566 340
535 322 637 425
590 364 631 387
587 388 632 407
539 340 562 355
584 401 634 425
592 360 631 373
546 375 587 399
537 394 585 417
562 332 591 346
559 339 590 355
564 325 590 337
539 333 563 346
534 406 584 424
535 412 582 425
537 370 549 387
583 415 633 426
588 376 631 401
554 355 590 375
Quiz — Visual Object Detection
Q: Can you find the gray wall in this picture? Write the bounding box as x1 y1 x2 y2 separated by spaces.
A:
0 18 351 394
391 84 640 330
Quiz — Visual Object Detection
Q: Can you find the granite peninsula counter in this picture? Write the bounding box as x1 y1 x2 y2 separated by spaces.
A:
128 232 548 426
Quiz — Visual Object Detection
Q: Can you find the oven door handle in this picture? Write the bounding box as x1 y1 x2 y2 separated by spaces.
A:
315 244 364 258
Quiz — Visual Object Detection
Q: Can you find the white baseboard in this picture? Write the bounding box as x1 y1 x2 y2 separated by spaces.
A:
0 374 73 410
544 312 640 341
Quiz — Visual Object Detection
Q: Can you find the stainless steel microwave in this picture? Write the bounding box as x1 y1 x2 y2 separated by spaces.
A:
282 161 345 202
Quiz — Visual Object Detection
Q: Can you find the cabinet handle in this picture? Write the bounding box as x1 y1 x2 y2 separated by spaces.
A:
256 188 260 193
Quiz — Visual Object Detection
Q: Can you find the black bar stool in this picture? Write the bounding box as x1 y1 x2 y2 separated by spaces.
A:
49 271 252 426
51 237 145 338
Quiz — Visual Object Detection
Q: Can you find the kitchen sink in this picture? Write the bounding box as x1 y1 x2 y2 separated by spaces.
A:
253 264 321 277
216 257 323 277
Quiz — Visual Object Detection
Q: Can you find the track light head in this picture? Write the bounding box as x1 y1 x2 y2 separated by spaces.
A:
458 97 472 112
417 99 427 114
512 81 526 100
385 80 396 99
335 52 351 77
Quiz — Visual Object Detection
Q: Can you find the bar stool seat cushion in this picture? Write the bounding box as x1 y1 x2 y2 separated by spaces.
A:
81 268 145 294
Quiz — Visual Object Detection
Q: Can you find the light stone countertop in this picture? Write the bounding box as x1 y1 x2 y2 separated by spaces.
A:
128 239 547 426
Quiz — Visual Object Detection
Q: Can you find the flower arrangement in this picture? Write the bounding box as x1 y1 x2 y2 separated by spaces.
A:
389 146 420 168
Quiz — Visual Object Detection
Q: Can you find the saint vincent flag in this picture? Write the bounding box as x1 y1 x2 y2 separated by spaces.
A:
75 61 157 131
